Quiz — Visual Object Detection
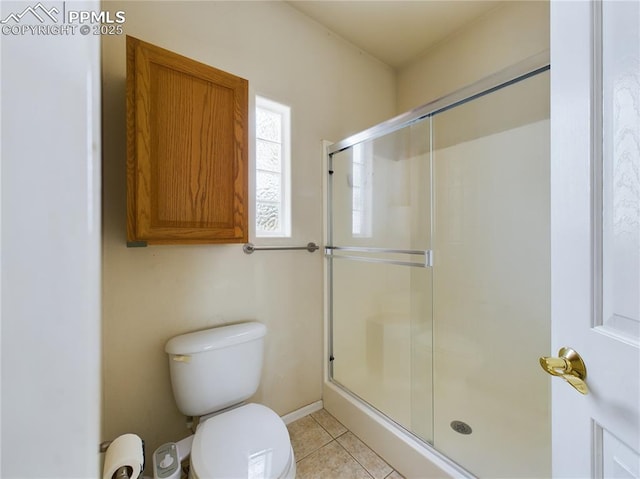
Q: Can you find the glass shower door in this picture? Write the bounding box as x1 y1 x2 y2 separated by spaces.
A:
430 70 550 478
328 120 434 442
327 63 551 478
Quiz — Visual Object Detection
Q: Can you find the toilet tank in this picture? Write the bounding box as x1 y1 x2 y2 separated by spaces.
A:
165 322 267 417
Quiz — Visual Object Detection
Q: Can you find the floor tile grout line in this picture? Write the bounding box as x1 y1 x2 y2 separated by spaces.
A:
294 436 335 464
291 410 400 478
294 438 333 465
295 416 373 478
309 411 346 440
313 411 393 478
333 434 385 479
291 414 334 463
338 430 397 479
295 438 375 479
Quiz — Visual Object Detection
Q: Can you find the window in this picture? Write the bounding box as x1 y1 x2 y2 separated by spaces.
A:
352 142 372 237
255 96 291 237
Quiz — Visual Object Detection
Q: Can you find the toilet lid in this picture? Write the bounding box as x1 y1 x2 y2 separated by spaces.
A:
191 403 292 479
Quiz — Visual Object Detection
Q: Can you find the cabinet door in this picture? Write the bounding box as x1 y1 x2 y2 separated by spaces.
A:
127 36 248 244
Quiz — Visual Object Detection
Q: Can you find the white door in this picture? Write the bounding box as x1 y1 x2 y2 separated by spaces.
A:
0 0 101 476
550 1 640 477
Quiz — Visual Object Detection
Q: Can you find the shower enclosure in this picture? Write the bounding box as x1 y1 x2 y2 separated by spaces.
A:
326 57 550 478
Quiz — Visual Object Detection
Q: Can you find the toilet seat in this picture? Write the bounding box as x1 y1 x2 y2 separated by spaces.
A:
190 403 294 479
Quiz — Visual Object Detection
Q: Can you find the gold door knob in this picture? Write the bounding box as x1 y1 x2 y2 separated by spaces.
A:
539 347 589 395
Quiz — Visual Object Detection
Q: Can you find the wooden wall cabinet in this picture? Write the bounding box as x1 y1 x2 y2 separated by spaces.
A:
126 36 248 245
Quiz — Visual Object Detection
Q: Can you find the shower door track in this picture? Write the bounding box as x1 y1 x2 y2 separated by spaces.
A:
327 50 550 156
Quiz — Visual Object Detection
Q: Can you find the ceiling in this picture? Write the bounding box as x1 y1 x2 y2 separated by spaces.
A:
287 1 503 69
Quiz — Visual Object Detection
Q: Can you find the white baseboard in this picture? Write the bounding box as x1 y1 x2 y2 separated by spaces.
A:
281 400 324 425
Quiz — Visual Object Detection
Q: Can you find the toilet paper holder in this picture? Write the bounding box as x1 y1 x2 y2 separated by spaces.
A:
100 436 145 479
101 443 137 479
110 466 135 479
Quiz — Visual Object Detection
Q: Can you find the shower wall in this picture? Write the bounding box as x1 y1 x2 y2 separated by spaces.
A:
328 69 550 477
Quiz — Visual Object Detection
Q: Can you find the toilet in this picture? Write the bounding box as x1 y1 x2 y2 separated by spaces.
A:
164 322 296 479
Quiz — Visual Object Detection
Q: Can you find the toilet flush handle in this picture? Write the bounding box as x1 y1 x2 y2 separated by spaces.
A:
171 354 191 363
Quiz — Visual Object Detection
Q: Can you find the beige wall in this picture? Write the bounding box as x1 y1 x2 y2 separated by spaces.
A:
101 0 395 454
397 1 549 112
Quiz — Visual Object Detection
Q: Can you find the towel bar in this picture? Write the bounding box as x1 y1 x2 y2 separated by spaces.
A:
242 242 319 254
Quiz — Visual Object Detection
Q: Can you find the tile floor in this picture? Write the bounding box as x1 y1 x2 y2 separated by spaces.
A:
287 409 404 479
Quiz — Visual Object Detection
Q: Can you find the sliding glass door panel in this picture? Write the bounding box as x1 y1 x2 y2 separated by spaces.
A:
331 258 433 443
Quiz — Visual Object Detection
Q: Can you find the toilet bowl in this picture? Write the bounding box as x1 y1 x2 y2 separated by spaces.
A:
163 322 295 479
190 404 295 479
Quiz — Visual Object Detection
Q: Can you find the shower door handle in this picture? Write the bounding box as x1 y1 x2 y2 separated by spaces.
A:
539 347 589 395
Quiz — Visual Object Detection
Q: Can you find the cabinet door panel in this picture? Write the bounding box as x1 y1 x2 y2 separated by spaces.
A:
127 36 248 244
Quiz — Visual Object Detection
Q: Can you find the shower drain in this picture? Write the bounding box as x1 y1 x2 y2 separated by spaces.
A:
450 420 473 435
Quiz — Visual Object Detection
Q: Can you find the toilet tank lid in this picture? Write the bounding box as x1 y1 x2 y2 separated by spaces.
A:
165 322 266 355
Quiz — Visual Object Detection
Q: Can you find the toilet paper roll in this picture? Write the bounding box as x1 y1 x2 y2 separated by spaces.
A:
103 433 144 479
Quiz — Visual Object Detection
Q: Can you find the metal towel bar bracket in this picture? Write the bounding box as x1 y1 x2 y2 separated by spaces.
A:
243 242 319 254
